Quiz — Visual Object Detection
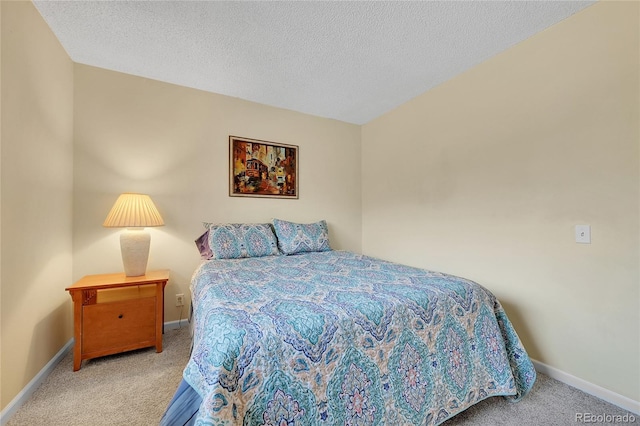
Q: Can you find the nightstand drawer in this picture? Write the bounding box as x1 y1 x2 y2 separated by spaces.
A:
83 297 156 354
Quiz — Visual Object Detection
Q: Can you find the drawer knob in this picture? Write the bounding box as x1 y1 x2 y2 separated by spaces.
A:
118 314 123 319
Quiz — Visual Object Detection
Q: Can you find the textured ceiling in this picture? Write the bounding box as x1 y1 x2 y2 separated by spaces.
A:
34 1 595 125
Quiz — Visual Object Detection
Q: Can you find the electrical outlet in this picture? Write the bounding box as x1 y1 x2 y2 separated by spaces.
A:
575 225 591 244
175 293 185 307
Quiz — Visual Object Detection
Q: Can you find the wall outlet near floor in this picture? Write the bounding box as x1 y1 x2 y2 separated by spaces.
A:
175 293 185 307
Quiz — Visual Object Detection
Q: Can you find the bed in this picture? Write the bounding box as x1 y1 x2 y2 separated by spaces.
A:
161 221 536 425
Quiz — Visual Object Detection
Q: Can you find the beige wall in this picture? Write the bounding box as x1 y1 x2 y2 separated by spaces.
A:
1 1 74 410
0 0 4 408
0 0 3 407
362 1 639 402
73 65 362 321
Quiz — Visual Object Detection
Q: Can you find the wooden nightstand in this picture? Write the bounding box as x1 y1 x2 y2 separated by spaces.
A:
65 269 169 371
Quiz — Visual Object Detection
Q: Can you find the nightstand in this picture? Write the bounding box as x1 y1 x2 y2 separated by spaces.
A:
65 269 170 371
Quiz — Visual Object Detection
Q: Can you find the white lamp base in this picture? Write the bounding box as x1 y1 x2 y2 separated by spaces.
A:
120 229 150 277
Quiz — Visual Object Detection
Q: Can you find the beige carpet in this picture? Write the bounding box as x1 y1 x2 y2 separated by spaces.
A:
5 326 191 426
5 326 637 425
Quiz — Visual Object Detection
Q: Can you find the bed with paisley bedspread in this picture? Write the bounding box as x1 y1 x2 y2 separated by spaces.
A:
161 250 535 425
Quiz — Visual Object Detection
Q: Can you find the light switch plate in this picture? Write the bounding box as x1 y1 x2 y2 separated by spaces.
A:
575 225 591 244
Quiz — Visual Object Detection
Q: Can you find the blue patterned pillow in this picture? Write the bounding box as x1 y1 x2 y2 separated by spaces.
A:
272 219 331 255
207 223 279 259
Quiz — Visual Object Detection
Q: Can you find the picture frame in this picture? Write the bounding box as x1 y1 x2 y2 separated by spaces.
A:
229 135 299 199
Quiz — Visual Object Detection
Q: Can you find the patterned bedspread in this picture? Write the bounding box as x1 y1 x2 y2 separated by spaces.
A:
184 251 535 425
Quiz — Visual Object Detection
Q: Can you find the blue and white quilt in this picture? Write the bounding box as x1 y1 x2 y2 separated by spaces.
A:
184 251 536 425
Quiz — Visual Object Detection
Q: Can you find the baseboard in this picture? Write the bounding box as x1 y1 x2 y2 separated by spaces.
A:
532 359 640 415
164 318 190 331
0 338 74 425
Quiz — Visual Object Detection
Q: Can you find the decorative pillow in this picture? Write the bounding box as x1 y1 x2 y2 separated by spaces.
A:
207 223 279 259
195 230 213 260
272 218 331 255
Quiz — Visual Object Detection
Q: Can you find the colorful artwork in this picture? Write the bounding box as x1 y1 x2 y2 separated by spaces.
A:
230 136 298 198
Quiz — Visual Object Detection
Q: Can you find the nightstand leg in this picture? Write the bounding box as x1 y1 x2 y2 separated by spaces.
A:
155 282 163 353
71 292 83 371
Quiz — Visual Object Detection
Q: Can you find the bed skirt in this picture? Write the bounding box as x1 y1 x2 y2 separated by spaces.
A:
160 379 201 426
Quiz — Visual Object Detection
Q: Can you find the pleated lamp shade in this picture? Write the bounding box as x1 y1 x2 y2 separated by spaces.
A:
103 193 164 276
103 193 164 228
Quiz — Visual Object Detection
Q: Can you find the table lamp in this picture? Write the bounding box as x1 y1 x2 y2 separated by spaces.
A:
103 193 164 276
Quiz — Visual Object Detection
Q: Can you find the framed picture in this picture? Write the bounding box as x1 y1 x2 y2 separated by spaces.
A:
229 135 299 199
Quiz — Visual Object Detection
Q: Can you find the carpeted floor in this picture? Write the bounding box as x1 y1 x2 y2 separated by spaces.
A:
5 325 638 425
5 326 191 426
